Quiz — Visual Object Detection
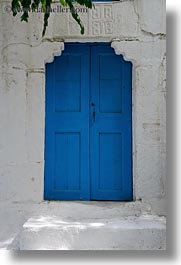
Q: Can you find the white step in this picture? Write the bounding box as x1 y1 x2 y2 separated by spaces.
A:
13 215 166 250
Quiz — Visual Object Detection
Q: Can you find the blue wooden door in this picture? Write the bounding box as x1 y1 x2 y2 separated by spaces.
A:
44 43 132 201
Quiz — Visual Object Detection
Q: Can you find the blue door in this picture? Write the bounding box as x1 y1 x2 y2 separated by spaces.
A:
44 43 132 201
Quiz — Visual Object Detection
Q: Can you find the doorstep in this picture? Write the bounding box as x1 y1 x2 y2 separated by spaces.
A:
8 202 166 250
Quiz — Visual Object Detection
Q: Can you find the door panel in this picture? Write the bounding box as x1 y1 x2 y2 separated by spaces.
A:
90 45 132 200
54 55 81 112
44 45 90 200
44 43 132 201
54 133 80 191
99 80 122 113
99 133 123 190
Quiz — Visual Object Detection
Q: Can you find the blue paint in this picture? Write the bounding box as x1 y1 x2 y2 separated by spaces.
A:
44 43 132 201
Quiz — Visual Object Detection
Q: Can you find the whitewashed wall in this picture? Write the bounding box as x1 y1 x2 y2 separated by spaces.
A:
0 0 166 216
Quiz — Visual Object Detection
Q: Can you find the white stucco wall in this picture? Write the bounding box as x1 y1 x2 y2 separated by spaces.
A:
0 0 166 216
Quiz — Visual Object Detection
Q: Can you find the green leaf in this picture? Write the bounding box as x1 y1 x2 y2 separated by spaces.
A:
59 0 68 7
41 0 46 11
42 0 52 36
74 0 93 9
66 0 85 35
31 1 41 11
11 0 21 16
20 12 29 22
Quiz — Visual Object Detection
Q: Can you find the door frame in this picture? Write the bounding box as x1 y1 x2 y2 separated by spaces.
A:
44 42 134 201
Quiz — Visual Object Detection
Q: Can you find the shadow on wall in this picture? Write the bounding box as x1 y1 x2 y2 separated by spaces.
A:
8 11 177 260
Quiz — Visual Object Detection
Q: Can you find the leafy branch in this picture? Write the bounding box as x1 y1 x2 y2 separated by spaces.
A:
11 0 93 36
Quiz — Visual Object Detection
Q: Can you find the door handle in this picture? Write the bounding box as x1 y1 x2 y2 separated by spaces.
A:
93 110 96 123
91 102 96 124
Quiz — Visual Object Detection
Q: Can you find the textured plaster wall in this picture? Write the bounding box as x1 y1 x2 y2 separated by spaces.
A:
0 0 166 216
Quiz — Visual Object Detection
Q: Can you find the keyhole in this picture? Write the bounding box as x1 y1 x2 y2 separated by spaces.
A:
91 102 95 107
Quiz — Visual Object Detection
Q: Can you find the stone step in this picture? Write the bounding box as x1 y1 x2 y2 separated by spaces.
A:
12 215 166 250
